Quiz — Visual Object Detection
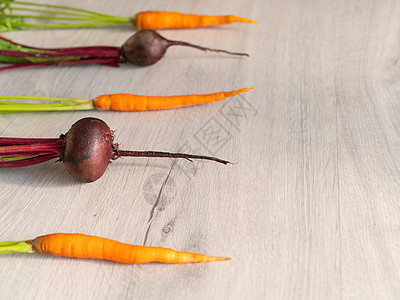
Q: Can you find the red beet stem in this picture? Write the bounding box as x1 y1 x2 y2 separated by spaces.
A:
0 138 63 161
0 151 60 157
0 154 59 168
48 49 120 58
0 50 41 58
0 61 57 71
0 34 122 71
0 138 62 168
117 150 231 165
0 35 33 49
0 137 60 145
56 58 120 66
0 48 120 59
0 35 118 53
0 142 62 156
0 57 120 72
39 46 121 53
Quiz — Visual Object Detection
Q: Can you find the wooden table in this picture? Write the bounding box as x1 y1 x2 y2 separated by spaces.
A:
1 0 400 299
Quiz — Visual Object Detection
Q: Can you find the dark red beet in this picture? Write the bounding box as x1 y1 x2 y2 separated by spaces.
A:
62 118 117 182
0 117 230 182
121 30 170 66
121 30 249 66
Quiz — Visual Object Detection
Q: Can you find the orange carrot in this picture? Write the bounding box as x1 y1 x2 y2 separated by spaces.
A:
132 11 257 30
93 88 253 111
19 233 229 264
1 88 254 113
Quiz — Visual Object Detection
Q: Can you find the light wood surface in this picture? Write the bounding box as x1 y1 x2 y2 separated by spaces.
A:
1 0 400 299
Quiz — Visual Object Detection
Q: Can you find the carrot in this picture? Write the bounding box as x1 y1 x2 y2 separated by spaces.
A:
93 88 254 111
133 11 257 30
1 2 257 31
0 233 230 264
0 87 254 113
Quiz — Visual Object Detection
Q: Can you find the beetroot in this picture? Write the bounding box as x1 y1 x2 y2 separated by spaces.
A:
0 117 229 182
121 30 249 66
0 30 249 71
62 118 116 182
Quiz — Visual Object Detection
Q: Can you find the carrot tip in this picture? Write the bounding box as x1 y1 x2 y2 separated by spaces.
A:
206 256 231 262
219 256 231 261
233 16 258 24
229 87 255 97
242 19 258 24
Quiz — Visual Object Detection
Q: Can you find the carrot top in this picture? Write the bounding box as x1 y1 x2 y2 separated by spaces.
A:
0 0 130 31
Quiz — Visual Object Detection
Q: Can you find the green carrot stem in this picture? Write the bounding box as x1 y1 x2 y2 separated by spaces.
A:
10 7 101 17
0 100 94 113
3 14 110 21
1 1 130 30
3 1 116 18
0 96 94 113
14 20 128 29
0 96 91 103
3 14 129 23
0 241 33 255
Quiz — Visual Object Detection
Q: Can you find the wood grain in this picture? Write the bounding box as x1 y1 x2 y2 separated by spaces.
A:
1 0 400 299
